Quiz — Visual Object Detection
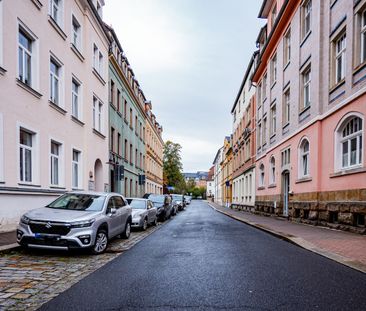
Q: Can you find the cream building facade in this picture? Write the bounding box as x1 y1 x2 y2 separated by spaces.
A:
0 0 110 231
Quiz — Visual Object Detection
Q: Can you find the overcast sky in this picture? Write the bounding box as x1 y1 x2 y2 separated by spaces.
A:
104 0 263 173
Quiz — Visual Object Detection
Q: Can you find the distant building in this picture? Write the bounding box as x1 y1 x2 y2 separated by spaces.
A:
221 136 233 207
206 166 215 199
183 171 208 187
213 147 224 205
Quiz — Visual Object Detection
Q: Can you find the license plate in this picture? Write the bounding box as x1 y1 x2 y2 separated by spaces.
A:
34 233 44 239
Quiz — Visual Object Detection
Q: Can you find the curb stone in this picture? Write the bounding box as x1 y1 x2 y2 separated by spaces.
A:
208 203 366 274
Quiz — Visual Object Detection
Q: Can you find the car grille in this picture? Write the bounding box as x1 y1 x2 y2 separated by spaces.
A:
21 237 80 248
29 222 71 236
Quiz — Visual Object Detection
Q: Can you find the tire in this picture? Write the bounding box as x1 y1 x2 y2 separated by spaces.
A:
153 217 158 226
142 218 148 231
121 221 131 239
92 229 108 255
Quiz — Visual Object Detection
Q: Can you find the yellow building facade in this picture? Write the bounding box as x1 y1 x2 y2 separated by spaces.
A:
221 136 233 207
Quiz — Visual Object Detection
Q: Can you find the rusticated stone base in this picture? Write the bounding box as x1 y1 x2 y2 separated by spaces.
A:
255 189 366 234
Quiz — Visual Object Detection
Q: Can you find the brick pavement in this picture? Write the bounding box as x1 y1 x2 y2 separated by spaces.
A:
0 223 163 310
209 202 366 273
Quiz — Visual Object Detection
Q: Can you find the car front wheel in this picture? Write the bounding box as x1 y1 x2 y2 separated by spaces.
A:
121 221 131 239
92 230 108 255
142 218 148 231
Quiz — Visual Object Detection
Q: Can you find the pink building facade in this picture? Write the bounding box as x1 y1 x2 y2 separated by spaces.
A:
0 0 110 231
253 0 366 233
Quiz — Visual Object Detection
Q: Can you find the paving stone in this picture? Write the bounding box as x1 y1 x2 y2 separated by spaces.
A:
12 293 31 299
5 288 23 293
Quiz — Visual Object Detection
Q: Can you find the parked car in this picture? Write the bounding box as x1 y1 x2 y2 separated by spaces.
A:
185 196 192 205
143 194 173 221
127 198 157 230
171 194 185 211
17 192 132 255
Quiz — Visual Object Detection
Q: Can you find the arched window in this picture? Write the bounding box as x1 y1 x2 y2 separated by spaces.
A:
336 115 363 170
270 156 276 184
259 163 265 187
299 138 310 177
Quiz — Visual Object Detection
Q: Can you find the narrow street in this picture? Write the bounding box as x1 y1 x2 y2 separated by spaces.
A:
40 200 366 311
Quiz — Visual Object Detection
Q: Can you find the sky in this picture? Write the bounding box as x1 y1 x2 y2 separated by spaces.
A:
104 0 263 173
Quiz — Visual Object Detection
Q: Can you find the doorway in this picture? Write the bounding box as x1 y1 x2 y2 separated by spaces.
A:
282 171 290 217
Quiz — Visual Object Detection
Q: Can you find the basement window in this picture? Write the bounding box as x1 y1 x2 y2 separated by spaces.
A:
329 211 338 223
303 210 309 219
354 213 365 227
294 209 300 218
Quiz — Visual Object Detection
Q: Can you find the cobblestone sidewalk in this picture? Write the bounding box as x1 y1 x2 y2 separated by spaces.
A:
0 223 163 310
209 202 366 273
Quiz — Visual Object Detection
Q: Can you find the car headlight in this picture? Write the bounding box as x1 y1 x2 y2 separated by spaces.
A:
132 213 142 219
20 215 30 225
70 219 95 228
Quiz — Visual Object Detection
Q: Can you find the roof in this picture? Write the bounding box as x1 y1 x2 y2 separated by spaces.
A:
258 0 275 18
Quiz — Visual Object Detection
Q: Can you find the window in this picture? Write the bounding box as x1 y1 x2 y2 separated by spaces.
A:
110 80 114 105
72 149 81 188
281 148 291 167
135 116 138 132
270 53 277 85
130 108 133 127
19 129 34 182
360 9 366 63
18 28 33 86
124 139 128 160
93 44 103 75
263 117 267 145
259 164 265 187
263 74 267 101
93 96 103 133
257 82 262 106
302 0 312 39
271 3 277 28
245 139 250 160
110 127 115 152
270 157 276 184
270 103 276 135
135 149 138 167
50 58 61 105
299 138 310 177
117 89 121 112
50 0 62 25
283 88 290 125
257 122 262 149
284 29 291 65
302 66 311 110
72 79 80 119
50 141 61 185
117 133 121 155
334 33 346 84
72 15 81 50
130 144 133 163
124 100 127 120
338 116 363 169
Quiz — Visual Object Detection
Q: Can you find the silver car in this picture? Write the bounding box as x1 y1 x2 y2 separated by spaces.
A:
17 191 132 254
127 198 157 230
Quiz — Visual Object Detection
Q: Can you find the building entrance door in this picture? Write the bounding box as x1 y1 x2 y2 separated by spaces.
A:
282 171 290 217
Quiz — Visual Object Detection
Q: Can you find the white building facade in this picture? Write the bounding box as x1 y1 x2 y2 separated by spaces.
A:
0 0 110 231
213 147 223 205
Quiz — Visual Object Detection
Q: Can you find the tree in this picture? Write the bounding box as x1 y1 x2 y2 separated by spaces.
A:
163 141 185 193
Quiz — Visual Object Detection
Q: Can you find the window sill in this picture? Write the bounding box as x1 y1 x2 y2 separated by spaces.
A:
71 115 85 126
129 125 133 131
282 122 290 129
117 111 123 118
0 66 7 76
329 79 345 95
295 176 312 184
70 44 85 62
48 15 67 41
270 81 277 90
353 61 366 76
110 103 117 110
49 100 67 115
299 105 311 117
124 118 128 125
93 128 106 139
300 30 312 48
16 79 42 99
257 186 265 190
31 0 43 9
268 183 276 188
330 166 366 178
18 183 41 188
92 68 106 85
72 188 84 191
50 185 66 190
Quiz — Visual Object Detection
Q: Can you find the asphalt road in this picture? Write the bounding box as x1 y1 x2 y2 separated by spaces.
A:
40 200 366 311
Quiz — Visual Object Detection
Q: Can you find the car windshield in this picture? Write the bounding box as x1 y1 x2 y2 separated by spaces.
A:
46 194 105 211
127 199 146 209
172 195 182 200
148 194 165 204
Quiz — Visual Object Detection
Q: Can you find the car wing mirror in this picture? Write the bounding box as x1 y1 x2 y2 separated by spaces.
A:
109 207 117 216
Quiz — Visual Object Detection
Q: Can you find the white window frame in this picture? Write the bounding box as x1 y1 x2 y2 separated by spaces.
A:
50 139 64 186
72 148 82 189
302 66 311 110
361 8 366 63
71 14 81 51
298 137 310 178
335 114 364 171
283 88 290 125
335 32 346 84
0 113 3 182
270 53 277 85
270 156 276 184
259 164 265 187
263 73 267 101
270 103 277 135
93 44 103 75
93 95 103 133
50 57 61 105
49 0 63 27
263 117 267 144
72 76 82 120
17 123 39 185
302 0 312 38
284 28 291 66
